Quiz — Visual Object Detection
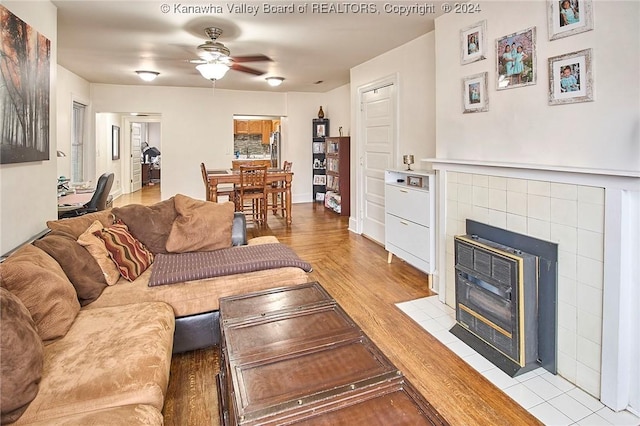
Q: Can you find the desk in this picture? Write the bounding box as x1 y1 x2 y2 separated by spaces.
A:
207 169 293 225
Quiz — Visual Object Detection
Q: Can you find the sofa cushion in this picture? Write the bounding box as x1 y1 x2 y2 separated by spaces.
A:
0 288 44 424
46 210 115 239
86 265 310 317
112 197 177 254
20 404 163 426
94 222 154 281
165 195 234 253
34 231 107 306
77 220 121 286
0 244 80 343
14 302 174 424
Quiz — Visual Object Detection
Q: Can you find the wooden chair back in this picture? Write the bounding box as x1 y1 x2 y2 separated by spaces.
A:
200 162 212 201
239 165 268 195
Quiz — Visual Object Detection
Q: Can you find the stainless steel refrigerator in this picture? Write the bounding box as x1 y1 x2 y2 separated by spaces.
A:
270 131 281 168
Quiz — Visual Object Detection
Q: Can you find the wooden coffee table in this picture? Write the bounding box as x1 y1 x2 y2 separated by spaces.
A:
218 282 449 425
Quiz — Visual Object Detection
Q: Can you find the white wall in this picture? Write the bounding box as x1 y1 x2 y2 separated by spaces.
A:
95 112 124 194
349 31 437 231
352 32 437 168
56 66 90 182
0 1 57 254
148 122 161 150
435 1 640 172
432 1 640 411
284 87 351 202
89 83 350 203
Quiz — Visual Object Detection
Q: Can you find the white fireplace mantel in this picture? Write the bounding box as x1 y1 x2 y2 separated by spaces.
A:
426 158 639 414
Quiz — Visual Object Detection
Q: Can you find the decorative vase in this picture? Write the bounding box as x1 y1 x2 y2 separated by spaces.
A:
317 106 324 119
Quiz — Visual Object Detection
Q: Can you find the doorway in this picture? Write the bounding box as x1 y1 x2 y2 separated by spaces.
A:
123 115 161 194
357 77 398 244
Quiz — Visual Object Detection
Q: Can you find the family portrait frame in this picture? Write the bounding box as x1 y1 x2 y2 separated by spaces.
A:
462 72 489 113
547 0 594 40
111 125 120 160
496 27 537 91
460 20 487 65
548 48 593 105
314 123 326 138
313 174 326 185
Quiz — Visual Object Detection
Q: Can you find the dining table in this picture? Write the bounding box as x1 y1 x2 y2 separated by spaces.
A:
207 168 294 225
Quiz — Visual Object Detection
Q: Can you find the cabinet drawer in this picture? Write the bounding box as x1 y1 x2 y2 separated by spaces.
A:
385 214 430 262
385 184 430 225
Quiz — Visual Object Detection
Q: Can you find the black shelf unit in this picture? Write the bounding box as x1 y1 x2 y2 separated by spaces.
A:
312 119 329 203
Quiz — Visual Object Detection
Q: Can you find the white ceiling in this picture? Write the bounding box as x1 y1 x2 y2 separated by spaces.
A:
54 1 443 92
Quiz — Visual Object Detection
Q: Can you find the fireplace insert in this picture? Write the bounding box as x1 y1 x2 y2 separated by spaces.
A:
452 234 539 377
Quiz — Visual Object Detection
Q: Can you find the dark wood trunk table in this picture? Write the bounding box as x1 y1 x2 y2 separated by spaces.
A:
218 282 449 425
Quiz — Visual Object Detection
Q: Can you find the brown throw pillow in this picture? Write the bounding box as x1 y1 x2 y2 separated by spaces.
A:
0 288 44 424
77 220 121 285
112 197 177 254
93 222 154 281
0 244 80 344
165 194 234 253
34 230 108 306
47 210 115 239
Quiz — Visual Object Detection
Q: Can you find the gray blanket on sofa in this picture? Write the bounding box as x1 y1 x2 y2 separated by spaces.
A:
148 243 312 287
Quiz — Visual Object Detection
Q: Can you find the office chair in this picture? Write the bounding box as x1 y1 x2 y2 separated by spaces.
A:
59 172 114 219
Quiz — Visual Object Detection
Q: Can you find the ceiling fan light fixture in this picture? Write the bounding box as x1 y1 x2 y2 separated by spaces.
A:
196 62 230 81
266 77 284 87
136 70 159 82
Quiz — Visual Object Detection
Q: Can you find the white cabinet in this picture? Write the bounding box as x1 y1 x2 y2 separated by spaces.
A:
385 169 435 275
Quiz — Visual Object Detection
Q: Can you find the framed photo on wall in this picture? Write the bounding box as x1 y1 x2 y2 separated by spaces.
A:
462 72 489 113
112 125 120 160
548 48 594 105
496 27 536 90
460 20 487 65
547 0 594 40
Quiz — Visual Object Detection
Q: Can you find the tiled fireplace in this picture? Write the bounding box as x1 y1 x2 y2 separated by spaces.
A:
430 160 639 414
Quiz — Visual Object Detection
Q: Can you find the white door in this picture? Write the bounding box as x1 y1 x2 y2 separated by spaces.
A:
360 83 396 243
130 123 142 192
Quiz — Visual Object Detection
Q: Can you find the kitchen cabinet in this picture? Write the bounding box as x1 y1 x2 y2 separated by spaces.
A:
384 169 435 276
248 120 262 134
234 120 249 134
260 120 272 144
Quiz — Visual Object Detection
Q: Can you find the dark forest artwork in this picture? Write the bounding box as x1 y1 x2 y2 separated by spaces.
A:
0 5 50 164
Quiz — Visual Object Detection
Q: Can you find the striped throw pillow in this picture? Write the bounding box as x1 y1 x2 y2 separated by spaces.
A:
93 222 154 281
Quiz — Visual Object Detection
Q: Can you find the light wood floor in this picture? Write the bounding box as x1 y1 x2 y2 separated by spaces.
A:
118 186 541 425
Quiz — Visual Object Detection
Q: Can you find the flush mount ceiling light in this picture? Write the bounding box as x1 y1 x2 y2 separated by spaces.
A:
136 70 159 82
266 77 284 87
196 61 230 81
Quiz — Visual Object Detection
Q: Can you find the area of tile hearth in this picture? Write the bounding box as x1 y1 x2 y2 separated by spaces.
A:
396 297 640 426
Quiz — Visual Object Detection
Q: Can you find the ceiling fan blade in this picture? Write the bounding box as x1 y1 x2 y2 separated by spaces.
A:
231 54 272 63
230 63 266 76
189 59 207 64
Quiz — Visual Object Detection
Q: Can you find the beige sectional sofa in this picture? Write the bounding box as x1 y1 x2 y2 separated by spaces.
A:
0 195 310 425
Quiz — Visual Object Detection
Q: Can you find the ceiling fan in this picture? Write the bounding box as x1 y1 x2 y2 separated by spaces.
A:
190 27 272 80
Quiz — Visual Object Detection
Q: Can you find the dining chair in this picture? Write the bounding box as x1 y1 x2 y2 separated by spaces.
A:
200 163 235 204
237 165 268 226
267 161 292 217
